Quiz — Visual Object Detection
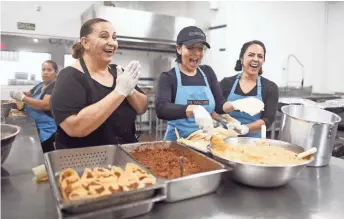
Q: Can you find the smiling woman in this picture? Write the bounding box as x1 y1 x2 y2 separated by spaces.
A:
155 26 264 141
220 40 279 138
50 18 148 149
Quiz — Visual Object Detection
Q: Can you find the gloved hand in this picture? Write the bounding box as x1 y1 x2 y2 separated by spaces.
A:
193 106 214 131
115 61 141 97
236 124 249 135
230 97 264 116
10 91 25 102
226 122 249 135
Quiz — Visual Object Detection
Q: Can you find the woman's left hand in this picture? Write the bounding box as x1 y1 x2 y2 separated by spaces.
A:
10 91 25 102
116 64 140 96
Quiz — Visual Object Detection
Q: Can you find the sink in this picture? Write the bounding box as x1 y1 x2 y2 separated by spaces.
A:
279 86 342 103
279 86 312 98
302 94 342 102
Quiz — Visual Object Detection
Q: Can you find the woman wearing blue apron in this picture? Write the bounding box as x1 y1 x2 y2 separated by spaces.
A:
155 26 265 141
220 40 279 138
10 60 58 153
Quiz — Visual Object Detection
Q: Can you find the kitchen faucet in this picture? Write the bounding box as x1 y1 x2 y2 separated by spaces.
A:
284 54 305 89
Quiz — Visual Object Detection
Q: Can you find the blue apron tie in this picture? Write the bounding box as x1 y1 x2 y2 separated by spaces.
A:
227 73 263 138
164 65 216 141
26 82 57 142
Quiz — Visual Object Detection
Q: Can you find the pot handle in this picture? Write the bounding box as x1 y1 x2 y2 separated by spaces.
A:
327 124 335 138
304 124 317 147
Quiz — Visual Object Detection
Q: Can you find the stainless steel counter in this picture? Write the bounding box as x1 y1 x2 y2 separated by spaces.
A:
1 116 44 178
2 158 344 219
2 118 344 219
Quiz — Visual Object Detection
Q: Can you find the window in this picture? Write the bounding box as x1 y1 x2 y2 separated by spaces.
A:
64 54 75 67
0 51 51 85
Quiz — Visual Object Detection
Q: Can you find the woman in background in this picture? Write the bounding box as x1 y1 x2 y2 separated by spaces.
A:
10 60 58 153
220 40 279 138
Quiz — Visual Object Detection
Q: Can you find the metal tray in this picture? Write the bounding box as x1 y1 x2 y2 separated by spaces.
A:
56 190 165 219
44 145 166 215
120 141 230 202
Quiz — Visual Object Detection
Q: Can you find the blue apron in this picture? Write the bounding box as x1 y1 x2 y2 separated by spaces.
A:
26 82 57 142
164 65 216 141
227 73 263 138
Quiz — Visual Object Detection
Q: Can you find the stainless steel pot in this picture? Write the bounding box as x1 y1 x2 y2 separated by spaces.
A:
209 137 313 188
279 105 341 167
1 124 21 164
1 100 16 123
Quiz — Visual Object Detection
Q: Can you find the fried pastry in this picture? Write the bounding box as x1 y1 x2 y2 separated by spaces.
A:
58 163 156 201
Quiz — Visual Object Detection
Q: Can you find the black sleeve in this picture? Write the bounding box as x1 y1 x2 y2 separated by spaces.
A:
200 65 226 114
219 77 234 100
50 68 88 125
261 81 279 128
155 72 188 121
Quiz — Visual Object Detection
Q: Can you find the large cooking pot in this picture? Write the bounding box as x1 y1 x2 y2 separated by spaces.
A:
1 100 16 122
209 137 313 188
279 105 341 167
1 124 21 164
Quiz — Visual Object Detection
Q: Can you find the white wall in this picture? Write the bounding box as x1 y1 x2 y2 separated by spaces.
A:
325 2 344 93
1 1 343 94
206 1 328 93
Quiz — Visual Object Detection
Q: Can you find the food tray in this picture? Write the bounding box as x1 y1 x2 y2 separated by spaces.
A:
56 190 165 219
120 141 230 202
44 145 166 215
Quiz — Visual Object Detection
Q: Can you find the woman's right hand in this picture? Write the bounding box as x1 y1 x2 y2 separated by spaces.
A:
115 61 141 97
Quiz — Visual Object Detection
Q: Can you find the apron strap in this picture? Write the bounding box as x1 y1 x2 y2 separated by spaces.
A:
229 73 241 96
80 57 91 76
80 57 112 77
197 67 211 88
175 64 183 86
256 76 262 99
175 65 211 88
229 73 262 98
32 83 44 97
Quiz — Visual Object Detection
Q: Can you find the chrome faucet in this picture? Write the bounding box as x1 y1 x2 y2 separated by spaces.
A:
284 54 305 89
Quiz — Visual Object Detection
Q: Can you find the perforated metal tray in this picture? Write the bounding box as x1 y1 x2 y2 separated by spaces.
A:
120 141 230 202
44 145 166 215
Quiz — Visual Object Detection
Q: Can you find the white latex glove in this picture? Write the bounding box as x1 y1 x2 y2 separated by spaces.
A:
10 91 25 102
115 61 141 97
234 124 249 135
231 97 264 116
193 106 214 131
226 123 249 135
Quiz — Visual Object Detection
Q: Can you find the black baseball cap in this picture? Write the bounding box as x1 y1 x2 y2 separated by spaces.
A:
176 26 210 49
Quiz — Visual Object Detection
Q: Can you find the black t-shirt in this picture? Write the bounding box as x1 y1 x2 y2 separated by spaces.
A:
29 81 55 118
219 74 279 128
155 65 226 121
50 64 143 149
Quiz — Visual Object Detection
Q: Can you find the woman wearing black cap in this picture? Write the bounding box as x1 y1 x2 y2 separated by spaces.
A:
219 40 279 138
155 26 260 140
50 18 148 149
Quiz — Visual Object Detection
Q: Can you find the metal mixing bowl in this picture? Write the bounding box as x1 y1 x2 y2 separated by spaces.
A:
1 124 21 164
209 137 314 188
1 100 16 122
